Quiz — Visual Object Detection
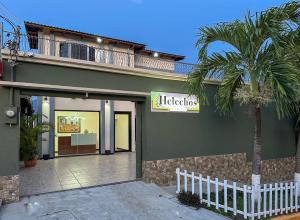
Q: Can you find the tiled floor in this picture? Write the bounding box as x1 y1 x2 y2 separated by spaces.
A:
20 152 136 196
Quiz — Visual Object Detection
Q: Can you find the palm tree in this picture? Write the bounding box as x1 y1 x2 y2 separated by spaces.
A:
188 1 300 187
277 27 300 184
292 33 300 184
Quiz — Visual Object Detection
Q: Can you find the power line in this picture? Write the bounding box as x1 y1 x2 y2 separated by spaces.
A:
0 1 22 25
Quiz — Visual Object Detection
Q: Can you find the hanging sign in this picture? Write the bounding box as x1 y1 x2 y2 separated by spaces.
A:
151 91 199 113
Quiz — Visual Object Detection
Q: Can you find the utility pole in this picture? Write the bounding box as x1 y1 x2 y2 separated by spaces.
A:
0 21 3 79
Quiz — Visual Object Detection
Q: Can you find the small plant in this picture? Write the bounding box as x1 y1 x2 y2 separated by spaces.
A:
177 191 202 209
20 114 51 166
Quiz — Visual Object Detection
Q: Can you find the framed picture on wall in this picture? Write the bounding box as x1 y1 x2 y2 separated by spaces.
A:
57 116 81 133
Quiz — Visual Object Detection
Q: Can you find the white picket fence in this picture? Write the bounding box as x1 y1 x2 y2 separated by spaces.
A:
176 168 300 219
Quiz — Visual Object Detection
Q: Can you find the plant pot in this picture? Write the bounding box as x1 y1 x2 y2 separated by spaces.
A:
24 159 37 167
43 154 50 160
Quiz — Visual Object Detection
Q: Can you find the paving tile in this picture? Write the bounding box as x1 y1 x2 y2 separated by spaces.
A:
59 178 79 185
20 152 136 196
61 183 81 190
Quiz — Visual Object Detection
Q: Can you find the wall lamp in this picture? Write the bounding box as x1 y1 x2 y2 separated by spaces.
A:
153 52 159 58
97 37 103 43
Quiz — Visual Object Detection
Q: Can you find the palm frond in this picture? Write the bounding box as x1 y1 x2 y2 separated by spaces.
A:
215 68 244 114
196 21 246 60
267 61 300 118
188 51 244 108
189 1 300 118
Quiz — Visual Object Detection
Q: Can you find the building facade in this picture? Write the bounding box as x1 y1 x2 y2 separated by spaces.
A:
0 22 296 204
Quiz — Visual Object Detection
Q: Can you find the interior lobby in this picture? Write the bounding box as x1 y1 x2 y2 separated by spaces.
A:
19 96 137 196
36 96 136 158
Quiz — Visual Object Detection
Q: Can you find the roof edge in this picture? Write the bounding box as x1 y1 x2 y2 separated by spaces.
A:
24 21 186 61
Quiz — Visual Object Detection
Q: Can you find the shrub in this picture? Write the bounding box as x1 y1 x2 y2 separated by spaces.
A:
20 114 51 161
177 191 202 209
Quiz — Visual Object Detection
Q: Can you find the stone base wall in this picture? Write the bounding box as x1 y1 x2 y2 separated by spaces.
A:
142 153 295 186
0 175 19 204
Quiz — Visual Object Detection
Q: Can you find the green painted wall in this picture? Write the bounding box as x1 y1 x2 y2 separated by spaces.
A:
0 87 20 176
143 94 295 161
0 61 296 176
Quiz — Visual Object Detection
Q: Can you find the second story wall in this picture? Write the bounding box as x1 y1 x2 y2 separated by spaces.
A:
27 28 180 73
36 31 135 68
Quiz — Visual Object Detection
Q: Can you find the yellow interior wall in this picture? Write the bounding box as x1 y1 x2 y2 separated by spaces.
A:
115 114 129 150
54 111 100 152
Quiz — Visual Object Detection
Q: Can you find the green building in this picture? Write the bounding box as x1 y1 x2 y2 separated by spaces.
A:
0 22 296 203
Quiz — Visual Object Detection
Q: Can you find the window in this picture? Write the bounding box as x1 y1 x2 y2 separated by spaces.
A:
89 47 95 61
59 42 95 61
60 43 69 58
71 43 87 60
28 34 38 50
49 34 56 56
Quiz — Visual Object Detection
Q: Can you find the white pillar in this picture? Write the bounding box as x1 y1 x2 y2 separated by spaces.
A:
41 96 50 156
104 101 111 152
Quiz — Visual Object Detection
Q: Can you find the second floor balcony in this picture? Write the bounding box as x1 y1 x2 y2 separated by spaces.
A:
4 32 197 76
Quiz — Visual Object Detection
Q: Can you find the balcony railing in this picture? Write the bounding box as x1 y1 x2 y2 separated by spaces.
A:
2 32 197 76
3 31 236 83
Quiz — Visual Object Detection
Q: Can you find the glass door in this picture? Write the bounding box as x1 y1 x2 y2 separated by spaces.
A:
114 112 131 152
55 111 100 156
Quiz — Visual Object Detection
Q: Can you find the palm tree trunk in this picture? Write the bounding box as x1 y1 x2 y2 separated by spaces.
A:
294 128 300 186
295 131 300 173
252 105 262 186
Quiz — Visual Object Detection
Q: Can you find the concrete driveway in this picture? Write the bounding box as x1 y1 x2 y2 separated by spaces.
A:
0 181 229 220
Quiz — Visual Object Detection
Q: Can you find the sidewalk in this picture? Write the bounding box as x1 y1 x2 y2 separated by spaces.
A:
0 181 229 220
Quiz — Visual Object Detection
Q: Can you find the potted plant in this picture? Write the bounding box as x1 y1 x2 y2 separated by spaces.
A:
20 114 51 167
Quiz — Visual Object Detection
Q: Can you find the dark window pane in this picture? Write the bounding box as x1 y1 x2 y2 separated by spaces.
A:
28 35 38 49
60 43 69 58
50 34 55 56
71 43 87 60
89 47 95 61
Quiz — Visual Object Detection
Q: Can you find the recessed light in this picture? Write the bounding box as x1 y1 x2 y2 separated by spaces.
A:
97 37 103 43
153 52 159 58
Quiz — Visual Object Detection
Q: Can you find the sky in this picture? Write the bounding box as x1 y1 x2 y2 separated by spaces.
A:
0 0 291 63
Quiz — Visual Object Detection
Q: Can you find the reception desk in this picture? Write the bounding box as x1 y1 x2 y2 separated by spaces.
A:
58 133 97 155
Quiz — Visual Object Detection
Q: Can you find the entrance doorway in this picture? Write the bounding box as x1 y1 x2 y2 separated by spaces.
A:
114 112 131 152
19 95 143 196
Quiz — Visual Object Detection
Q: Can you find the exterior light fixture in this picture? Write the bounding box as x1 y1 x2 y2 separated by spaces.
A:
97 37 103 43
153 52 159 58
5 109 16 118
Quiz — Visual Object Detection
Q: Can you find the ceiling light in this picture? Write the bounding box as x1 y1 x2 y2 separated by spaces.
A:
153 52 159 58
97 37 103 43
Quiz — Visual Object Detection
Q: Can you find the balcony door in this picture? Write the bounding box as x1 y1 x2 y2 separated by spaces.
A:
114 112 131 152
